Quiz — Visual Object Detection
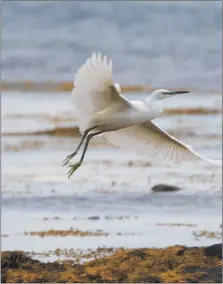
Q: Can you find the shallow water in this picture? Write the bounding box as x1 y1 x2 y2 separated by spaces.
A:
2 91 222 261
2 2 222 91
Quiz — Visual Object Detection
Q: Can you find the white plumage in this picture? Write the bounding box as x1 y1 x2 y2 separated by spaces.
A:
71 53 131 133
65 52 221 177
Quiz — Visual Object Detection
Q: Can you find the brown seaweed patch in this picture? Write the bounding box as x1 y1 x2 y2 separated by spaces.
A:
24 228 108 237
42 216 61 221
39 215 138 221
156 223 197 227
105 215 138 220
24 228 137 238
193 230 222 241
2 116 221 139
127 160 152 167
1 81 147 93
1 244 222 283
2 127 81 137
164 107 221 115
2 80 222 94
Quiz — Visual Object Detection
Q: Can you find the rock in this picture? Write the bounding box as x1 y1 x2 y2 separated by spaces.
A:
151 184 181 192
204 243 222 259
88 216 100 220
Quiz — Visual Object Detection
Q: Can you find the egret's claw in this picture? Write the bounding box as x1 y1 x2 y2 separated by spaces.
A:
68 162 82 178
63 152 77 166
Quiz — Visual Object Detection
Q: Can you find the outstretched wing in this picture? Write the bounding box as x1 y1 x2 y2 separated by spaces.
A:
105 121 221 165
71 52 130 117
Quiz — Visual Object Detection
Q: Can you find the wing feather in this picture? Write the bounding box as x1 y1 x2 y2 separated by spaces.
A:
105 121 218 164
71 52 130 117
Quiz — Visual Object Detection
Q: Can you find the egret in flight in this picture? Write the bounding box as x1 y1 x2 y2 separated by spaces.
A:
63 52 221 178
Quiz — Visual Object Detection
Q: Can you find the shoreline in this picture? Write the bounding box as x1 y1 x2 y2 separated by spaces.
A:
1 243 222 283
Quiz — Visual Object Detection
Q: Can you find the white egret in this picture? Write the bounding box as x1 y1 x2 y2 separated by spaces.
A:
63 52 221 178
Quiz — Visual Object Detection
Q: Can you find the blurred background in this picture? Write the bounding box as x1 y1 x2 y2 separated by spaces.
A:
2 1 222 262
2 1 222 90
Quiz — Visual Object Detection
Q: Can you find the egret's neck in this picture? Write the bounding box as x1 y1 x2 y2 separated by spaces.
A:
145 96 164 115
146 94 163 106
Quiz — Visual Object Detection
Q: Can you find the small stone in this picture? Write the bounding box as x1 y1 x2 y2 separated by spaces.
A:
151 184 181 192
88 216 100 220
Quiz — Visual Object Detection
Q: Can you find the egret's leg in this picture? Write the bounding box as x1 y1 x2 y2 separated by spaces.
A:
63 131 88 166
68 131 103 178
63 126 99 166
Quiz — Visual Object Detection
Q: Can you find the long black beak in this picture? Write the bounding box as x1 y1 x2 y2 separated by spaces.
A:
169 90 190 95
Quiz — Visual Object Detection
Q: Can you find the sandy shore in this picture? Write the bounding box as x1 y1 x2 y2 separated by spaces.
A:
1 243 222 283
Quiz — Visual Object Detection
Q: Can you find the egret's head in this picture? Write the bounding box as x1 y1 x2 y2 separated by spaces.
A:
151 89 189 101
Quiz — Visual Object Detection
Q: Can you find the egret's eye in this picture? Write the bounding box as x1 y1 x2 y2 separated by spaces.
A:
162 92 170 96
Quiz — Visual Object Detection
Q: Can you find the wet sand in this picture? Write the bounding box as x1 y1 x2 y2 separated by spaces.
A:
1 244 222 283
